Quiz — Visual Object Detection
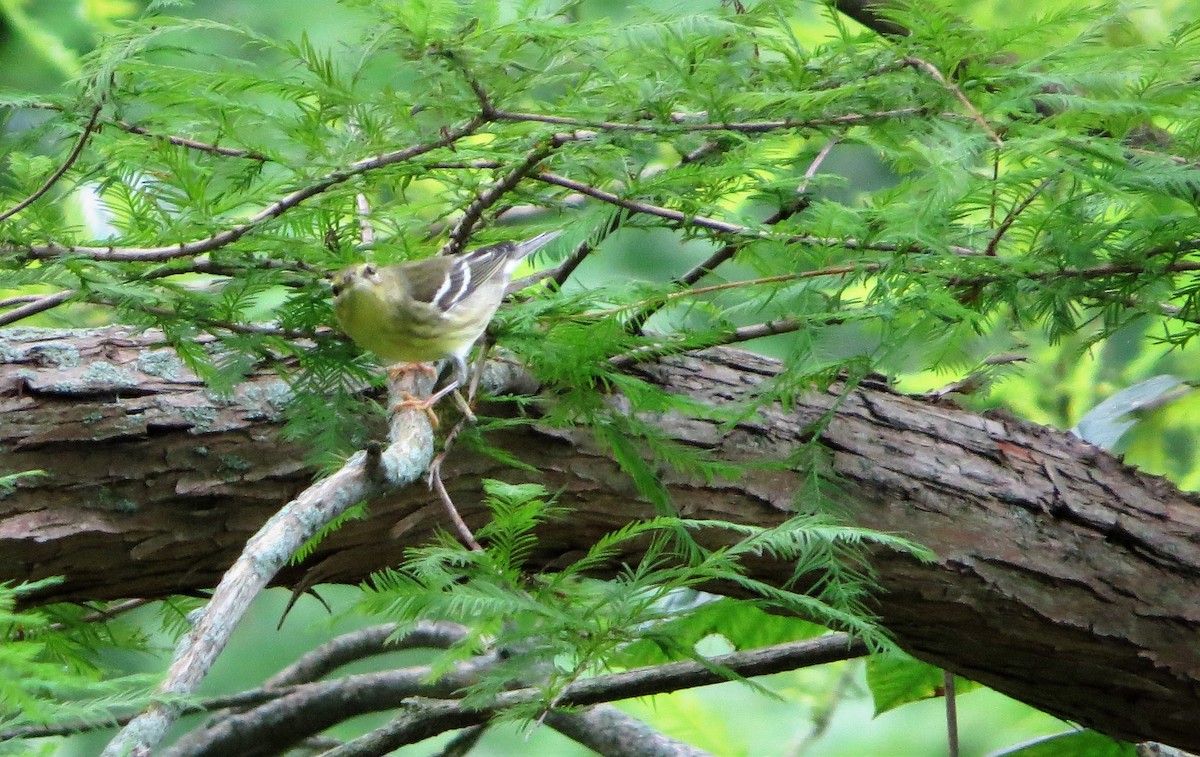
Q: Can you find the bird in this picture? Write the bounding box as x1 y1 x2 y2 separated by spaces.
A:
331 230 561 422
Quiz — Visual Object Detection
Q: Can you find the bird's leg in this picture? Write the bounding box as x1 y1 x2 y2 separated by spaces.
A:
386 362 438 381
386 359 479 428
386 362 441 427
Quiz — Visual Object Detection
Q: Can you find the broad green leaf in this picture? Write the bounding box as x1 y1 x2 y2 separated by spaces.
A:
866 651 979 716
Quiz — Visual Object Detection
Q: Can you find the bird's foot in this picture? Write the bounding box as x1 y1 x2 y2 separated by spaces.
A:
390 391 441 428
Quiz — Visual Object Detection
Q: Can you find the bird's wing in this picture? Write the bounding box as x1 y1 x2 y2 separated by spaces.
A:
430 243 515 312
407 232 562 313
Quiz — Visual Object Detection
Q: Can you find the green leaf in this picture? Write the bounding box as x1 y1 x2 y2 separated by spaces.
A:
866 651 979 716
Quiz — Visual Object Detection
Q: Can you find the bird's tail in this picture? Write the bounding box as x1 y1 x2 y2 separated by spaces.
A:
510 230 563 260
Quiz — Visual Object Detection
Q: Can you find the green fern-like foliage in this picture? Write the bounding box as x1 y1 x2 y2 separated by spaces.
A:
0 581 157 750
359 481 925 714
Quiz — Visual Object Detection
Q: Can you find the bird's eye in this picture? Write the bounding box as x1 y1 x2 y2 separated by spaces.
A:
363 264 376 277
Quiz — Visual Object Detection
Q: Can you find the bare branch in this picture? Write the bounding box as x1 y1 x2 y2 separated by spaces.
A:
0 290 75 327
432 725 487 757
430 464 484 552
266 622 468 687
323 634 866 756
545 705 715 757
945 670 960 757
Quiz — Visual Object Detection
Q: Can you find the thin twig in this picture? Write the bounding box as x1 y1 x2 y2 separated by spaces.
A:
531 171 757 235
0 258 319 329
549 208 627 287
422 382 483 552
610 316 824 369
953 259 1200 288
904 56 1002 148
528 170 981 256
492 107 924 133
0 290 75 327
112 118 269 160
583 268 863 322
437 47 496 117
429 461 483 552
984 174 1057 256
44 598 154 633
25 102 268 160
0 104 102 224
626 136 844 333
944 670 959 757
788 660 859 756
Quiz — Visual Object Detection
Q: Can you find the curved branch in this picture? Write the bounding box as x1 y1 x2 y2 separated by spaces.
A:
266 622 467 687
23 103 269 160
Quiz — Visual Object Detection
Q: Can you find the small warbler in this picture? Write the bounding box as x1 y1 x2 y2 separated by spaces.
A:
331 231 560 413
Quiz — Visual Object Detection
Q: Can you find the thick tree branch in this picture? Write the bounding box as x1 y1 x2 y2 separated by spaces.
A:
1 327 1198 750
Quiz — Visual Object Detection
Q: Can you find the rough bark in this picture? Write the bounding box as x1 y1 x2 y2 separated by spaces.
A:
1 326 1197 750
